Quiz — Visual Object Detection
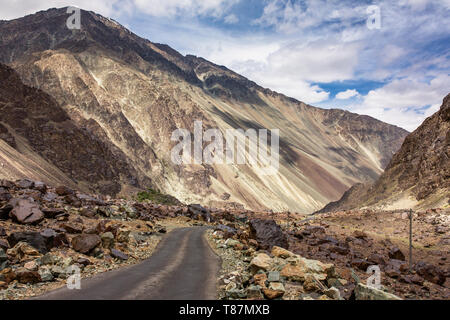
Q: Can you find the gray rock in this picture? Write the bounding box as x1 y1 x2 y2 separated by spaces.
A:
354 283 402 300
267 271 280 282
38 266 54 282
111 249 128 261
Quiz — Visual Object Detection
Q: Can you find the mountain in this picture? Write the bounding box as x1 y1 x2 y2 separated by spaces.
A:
318 94 450 213
0 8 408 213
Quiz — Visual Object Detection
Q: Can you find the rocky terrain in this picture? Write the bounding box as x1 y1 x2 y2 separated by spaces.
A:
208 209 449 300
0 178 202 299
0 7 408 213
0 177 448 300
319 94 449 213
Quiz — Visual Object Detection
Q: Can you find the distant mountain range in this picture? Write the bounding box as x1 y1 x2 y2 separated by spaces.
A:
317 94 449 213
0 7 409 213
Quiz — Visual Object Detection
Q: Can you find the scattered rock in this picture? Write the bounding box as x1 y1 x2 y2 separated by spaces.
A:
38 266 54 282
388 247 406 261
415 262 446 286
9 198 44 225
111 249 128 261
71 234 101 254
101 232 115 249
250 253 273 274
16 267 41 284
7 232 49 254
55 186 74 196
262 282 285 299
271 246 294 258
249 219 288 250
354 283 402 300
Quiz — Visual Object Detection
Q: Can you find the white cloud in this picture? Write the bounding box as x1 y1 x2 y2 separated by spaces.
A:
0 0 128 20
336 89 359 100
224 14 238 24
132 0 238 18
265 41 360 83
348 75 450 131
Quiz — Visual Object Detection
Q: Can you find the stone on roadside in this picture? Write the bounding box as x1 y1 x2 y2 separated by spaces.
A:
38 266 54 282
271 246 294 259
101 232 115 249
246 285 263 299
71 234 101 254
111 249 128 261
263 282 285 299
16 267 41 284
250 253 273 274
354 283 402 300
249 219 288 250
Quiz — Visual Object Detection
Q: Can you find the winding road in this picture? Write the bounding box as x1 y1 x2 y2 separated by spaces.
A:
34 227 221 300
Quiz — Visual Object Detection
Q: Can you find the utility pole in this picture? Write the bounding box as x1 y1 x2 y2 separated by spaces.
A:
409 209 413 272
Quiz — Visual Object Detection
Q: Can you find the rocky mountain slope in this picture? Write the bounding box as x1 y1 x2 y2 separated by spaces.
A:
0 8 408 213
318 94 450 213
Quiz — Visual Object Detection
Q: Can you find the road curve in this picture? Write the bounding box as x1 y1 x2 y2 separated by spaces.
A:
34 227 221 300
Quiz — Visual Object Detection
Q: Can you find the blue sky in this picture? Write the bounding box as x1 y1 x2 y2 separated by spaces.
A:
1 0 449 131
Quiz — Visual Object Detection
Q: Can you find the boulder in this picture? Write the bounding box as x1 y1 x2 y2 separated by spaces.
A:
15 179 34 189
249 219 288 250
38 266 54 282
60 222 83 234
250 253 273 273
33 181 47 193
71 234 101 254
7 232 49 254
0 204 13 220
55 186 74 196
9 198 44 225
111 249 128 261
7 242 42 260
415 262 446 286
253 273 268 288
246 285 263 299
188 204 212 222
101 232 115 249
262 282 285 299
15 267 41 284
280 264 307 282
42 208 65 219
271 246 294 258
388 247 406 261
354 283 402 300
0 187 11 202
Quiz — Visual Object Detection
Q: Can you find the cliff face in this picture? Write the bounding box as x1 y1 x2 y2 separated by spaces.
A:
0 8 409 213
318 94 450 213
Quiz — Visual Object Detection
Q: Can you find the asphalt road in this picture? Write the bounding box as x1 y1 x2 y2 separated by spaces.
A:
34 227 221 300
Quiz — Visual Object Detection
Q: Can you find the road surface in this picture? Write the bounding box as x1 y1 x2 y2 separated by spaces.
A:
34 227 221 300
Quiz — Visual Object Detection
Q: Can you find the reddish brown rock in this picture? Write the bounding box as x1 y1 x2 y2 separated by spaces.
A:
16 267 41 284
415 262 446 286
9 198 44 225
249 219 288 250
71 234 101 254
